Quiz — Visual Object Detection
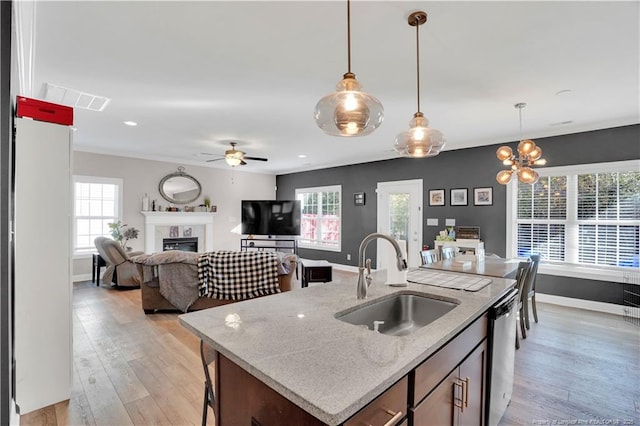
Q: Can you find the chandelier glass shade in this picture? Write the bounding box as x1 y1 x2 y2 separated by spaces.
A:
394 11 445 158
315 73 383 137
393 113 445 158
314 0 383 137
496 103 546 184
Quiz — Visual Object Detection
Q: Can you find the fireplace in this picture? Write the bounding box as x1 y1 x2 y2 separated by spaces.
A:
163 237 198 252
141 212 215 254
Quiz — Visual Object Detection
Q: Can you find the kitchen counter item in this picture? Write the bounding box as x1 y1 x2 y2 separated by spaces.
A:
421 256 521 278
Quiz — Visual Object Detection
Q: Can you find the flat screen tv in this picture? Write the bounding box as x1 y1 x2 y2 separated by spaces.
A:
241 200 301 236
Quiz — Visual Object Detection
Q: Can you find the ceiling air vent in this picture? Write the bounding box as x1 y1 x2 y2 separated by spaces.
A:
43 83 110 112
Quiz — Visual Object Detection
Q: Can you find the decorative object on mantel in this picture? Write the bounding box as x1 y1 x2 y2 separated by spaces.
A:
496 103 547 185
394 11 445 158
314 0 383 137
142 193 150 211
158 166 202 204
108 221 140 251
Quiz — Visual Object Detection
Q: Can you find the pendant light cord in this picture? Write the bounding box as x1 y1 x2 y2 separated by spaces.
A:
346 0 352 73
415 21 421 113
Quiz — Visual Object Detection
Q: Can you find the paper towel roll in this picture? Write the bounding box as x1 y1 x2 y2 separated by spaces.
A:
385 239 408 285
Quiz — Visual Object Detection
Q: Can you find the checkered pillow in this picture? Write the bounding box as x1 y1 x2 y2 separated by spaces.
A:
198 251 280 300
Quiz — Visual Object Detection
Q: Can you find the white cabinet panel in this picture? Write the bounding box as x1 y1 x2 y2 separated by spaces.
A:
14 118 72 414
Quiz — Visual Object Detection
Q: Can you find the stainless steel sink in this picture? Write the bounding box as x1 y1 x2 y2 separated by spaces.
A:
335 293 458 336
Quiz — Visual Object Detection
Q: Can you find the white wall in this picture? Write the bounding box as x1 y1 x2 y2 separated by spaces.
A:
72 151 276 279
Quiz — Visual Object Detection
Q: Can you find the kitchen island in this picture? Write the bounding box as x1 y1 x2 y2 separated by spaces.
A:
179 270 515 425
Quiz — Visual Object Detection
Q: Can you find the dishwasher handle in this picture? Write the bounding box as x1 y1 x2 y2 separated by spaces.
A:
490 288 519 319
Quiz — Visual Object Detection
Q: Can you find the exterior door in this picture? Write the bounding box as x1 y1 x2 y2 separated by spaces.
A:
377 179 423 269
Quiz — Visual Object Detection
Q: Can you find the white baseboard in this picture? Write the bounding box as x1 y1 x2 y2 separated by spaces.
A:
72 273 93 283
537 293 628 316
11 399 20 425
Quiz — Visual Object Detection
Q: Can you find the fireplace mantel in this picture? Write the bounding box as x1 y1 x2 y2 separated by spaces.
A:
141 211 215 253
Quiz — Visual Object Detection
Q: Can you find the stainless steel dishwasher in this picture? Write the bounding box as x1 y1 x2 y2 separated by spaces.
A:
485 288 518 426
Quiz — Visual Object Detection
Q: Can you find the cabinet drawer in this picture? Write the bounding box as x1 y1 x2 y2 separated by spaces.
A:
345 376 408 426
412 314 487 406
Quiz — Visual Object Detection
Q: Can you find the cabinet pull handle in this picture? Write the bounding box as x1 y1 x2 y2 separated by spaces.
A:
382 409 403 426
462 377 470 409
453 379 464 409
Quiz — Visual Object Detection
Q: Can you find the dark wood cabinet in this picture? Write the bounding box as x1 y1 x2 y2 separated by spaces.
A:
216 353 325 426
411 316 488 426
215 314 487 426
344 376 408 426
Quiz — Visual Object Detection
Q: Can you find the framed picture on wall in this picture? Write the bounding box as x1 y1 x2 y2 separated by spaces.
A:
354 192 366 206
450 188 468 206
429 189 445 206
473 187 493 206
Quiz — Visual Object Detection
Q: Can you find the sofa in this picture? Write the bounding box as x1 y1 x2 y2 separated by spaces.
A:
132 250 297 314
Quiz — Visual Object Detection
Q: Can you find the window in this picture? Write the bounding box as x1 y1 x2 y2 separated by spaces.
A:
73 176 122 256
508 160 639 277
295 185 341 251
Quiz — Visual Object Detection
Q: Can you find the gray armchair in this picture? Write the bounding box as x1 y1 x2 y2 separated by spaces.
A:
94 237 144 287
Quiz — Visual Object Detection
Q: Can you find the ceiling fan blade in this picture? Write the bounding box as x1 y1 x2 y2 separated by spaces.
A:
244 156 269 162
240 160 247 166
206 158 225 163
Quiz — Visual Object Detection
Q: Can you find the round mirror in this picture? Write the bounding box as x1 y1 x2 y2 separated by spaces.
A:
158 168 202 204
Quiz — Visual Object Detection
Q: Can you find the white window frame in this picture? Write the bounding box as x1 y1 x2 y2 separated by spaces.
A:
295 185 342 252
506 160 639 283
72 175 123 258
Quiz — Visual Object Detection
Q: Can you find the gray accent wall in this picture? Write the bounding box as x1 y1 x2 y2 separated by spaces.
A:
276 124 639 305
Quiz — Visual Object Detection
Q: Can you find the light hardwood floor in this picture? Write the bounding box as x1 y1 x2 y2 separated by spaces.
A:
20 270 640 425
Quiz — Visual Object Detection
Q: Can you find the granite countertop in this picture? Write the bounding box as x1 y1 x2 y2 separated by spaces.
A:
179 270 515 425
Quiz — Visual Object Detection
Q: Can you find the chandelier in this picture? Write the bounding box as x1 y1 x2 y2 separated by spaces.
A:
314 0 383 137
496 103 546 184
393 11 445 158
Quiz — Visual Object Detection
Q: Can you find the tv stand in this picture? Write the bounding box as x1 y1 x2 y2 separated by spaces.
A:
240 237 298 256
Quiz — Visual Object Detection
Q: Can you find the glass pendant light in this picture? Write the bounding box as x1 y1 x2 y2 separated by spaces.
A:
496 103 546 185
394 11 445 158
314 0 383 137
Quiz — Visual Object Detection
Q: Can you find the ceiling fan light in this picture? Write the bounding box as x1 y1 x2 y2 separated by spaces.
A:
496 146 513 161
225 157 242 167
314 76 383 137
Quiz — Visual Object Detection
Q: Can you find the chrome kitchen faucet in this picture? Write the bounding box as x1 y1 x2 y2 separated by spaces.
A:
357 233 408 299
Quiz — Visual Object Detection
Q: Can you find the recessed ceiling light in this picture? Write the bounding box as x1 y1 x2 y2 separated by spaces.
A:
123 121 137 126
555 89 573 96
298 154 307 158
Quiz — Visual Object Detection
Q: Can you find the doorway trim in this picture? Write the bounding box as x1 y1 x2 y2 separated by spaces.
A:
376 179 423 269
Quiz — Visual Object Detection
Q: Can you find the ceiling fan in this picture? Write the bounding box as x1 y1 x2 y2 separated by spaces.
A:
202 142 268 167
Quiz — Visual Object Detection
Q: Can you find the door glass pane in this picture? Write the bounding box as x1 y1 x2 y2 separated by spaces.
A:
389 193 409 241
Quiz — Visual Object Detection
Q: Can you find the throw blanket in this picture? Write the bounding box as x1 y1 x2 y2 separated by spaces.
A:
132 251 200 312
198 251 280 300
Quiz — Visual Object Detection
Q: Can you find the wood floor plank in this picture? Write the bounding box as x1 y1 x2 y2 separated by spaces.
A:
124 395 173 426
